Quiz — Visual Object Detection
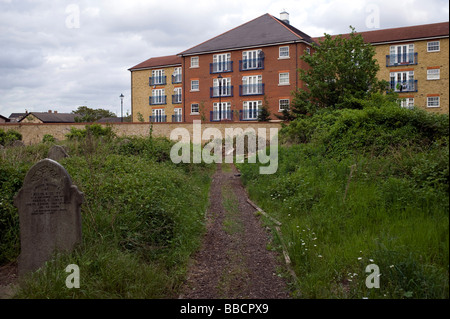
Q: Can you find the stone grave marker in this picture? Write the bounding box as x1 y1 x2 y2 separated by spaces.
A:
47 145 69 161
14 159 84 276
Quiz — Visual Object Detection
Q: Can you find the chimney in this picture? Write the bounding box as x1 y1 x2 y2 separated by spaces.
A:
280 11 290 25
48 110 52 113
54 110 58 114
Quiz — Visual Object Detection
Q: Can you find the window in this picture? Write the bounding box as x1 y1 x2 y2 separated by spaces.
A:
173 87 182 103
279 72 290 85
242 101 262 120
151 69 166 85
191 103 199 114
191 56 199 68
173 108 182 122
279 99 290 111
212 53 232 73
173 67 182 83
427 41 440 52
151 108 165 122
305 47 311 55
427 68 440 80
427 96 440 108
212 77 232 97
398 98 414 109
151 89 166 105
242 75 263 95
242 50 263 70
191 80 199 91
212 102 232 121
279 46 289 58
389 44 414 64
390 71 415 92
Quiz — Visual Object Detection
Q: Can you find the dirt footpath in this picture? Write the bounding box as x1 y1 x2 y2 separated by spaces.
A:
179 163 290 299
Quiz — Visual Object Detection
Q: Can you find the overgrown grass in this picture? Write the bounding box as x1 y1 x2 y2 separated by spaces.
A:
238 103 449 299
0 133 213 298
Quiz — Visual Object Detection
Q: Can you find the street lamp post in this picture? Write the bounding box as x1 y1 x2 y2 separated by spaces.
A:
217 74 222 121
120 94 124 122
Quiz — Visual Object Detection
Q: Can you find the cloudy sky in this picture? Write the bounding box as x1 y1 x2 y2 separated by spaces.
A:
0 0 448 117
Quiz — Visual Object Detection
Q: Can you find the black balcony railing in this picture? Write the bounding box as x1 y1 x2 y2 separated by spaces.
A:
239 58 264 71
149 115 167 123
172 114 183 123
210 110 233 122
172 94 182 104
386 53 418 67
172 74 182 84
210 86 234 98
239 83 264 96
239 109 261 121
149 95 167 105
389 80 418 93
210 61 233 74
149 76 167 86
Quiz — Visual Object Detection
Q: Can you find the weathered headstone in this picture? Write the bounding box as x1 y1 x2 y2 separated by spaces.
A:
14 159 84 276
47 145 69 161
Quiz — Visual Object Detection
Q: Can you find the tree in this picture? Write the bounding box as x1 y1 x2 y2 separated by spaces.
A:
290 27 388 117
72 106 117 123
258 96 271 122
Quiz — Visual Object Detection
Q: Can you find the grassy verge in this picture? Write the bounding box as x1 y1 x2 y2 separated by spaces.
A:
237 103 449 299
0 133 213 298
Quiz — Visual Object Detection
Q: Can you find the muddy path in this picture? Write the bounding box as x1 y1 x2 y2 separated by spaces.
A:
179 163 290 299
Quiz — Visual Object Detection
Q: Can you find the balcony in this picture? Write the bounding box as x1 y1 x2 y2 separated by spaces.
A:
172 94 182 104
239 83 265 96
149 76 167 86
149 115 167 123
210 86 234 98
149 95 167 105
386 53 418 67
239 58 265 71
239 109 261 121
172 114 183 123
210 61 233 74
210 110 233 122
172 74 182 84
389 80 418 93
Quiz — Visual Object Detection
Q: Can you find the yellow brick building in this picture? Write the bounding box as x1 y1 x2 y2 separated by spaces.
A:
129 55 183 122
358 22 449 113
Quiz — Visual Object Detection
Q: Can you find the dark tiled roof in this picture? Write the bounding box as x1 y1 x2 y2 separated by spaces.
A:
313 22 449 44
129 55 181 71
179 13 314 56
19 112 78 123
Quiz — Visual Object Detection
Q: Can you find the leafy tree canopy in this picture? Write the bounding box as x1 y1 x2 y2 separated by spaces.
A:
72 106 117 123
290 27 388 117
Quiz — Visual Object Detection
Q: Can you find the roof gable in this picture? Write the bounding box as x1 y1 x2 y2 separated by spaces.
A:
19 112 78 123
179 13 314 56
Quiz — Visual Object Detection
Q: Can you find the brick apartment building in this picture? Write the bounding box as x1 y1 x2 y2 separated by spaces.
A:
129 12 449 123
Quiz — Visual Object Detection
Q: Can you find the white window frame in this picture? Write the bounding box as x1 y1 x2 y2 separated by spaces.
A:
152 108 165 122
242 75 262 95
191 80 199 91
427 41 440 52
213 53 231 72
151 69 165 85
173 67 182 83
190 56 199 68
243 100 262 120
279 72 290 85
213 77 231 96
427 96 440 108
152 89 165 104
173 108 182 122
191 103 199 114
398 98 414 109
242 49 263 70
389 44 414 64
390 71 414 92
427 68 440 80
279 46 290 59
279 99 290 111
212 102 232 121
173 87 182 103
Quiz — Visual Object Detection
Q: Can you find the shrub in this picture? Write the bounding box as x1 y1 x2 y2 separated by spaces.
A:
0 129 22 146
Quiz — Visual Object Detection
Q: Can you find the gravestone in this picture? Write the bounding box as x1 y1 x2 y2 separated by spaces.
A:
14 159 84 276
47 145 69 161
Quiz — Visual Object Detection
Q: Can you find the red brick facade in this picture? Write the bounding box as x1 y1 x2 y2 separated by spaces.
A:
182 42 311 123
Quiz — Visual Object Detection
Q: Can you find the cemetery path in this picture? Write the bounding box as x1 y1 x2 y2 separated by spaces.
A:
179 163 290 299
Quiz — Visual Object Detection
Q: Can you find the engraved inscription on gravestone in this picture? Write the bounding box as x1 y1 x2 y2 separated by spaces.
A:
14 159 84 276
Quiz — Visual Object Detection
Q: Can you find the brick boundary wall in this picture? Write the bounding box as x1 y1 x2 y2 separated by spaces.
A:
0 121 283 145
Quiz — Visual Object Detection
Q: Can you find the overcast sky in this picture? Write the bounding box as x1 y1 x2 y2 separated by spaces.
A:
0 0 448 117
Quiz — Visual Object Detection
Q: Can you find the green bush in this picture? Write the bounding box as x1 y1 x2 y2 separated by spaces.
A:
0 129 22 146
